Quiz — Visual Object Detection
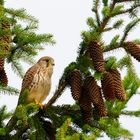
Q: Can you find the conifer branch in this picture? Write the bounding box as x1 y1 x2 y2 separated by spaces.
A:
120 19 140 45
115 0 134 2
103 27 113 32
99 0 116 32
115 4 140 15
121 110 140 117
0 85 19 95
100 3 140 32
103 43 121 52
46 81 67 107
92 0 100 26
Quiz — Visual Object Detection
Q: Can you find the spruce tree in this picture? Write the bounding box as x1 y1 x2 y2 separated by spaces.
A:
1 0 140 140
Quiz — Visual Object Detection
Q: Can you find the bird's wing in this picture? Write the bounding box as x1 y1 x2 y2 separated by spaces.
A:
17 63 40 105
20 63 40 94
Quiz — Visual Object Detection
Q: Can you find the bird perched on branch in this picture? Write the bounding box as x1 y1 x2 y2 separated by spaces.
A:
6 56 55 131
18 56 55 108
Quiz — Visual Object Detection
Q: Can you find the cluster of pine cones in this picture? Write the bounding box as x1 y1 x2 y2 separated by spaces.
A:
68 69 126 123
67 40 140 123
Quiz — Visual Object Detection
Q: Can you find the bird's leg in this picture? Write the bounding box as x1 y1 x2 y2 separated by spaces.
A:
34 99 45 109
35 99 39 105
38 103 45 109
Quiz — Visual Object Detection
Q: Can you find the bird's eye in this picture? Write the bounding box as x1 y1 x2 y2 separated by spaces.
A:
45 60 49 66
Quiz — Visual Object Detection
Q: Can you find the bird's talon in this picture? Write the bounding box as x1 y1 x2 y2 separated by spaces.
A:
35 99 39 105
34 99 45 109
39 103 45 109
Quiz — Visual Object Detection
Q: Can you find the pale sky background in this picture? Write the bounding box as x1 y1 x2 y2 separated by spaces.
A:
0 0 140 139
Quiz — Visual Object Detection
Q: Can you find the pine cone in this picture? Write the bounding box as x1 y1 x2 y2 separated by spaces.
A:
87 41 105 72
1 22 11 43
94 88 107 117
1 22 10 30
0 58 4 71
80 108 93 123
0 68 8 86
0 41 10 52
101 72 116 101
83 76 107 116
69 70 82 101
109 69 126 101
2 36 11 43
79 89 92 112
0 21 11 52
79 89 93 123
124 41 140 62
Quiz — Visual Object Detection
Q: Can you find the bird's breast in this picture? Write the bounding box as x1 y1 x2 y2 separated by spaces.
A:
26 70 52 103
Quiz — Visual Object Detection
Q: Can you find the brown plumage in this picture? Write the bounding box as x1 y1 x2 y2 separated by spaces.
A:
6 56 55 130
18 56 55 104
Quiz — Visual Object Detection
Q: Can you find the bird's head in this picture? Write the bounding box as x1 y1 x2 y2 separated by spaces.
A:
38 56 55 68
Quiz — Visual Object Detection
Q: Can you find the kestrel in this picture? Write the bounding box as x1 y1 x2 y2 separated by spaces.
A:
18 56 55 106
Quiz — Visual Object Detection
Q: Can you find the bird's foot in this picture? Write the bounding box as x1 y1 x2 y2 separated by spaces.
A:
39 103 45 109
34 99 45 109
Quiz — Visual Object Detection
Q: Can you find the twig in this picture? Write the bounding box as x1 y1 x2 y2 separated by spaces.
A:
93 0 100 26
114 4 140 16
103 27 113 32
100 3 140 32
120 19 140 45
116 0 134 2
99 0 116 32
46 81 67 107
103 43 122 52
121 110 140 117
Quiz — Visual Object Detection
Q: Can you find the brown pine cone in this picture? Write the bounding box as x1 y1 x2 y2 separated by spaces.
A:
80 108 93 123
109 69 126 101
83 76 107 117
79 89 92 112
124 41 140 62
0 68 8 86
87 41 105 72
1 36 11 43
0 21 11 52
79 88 93 123
69 70 82 101
0 58 4 71
94 87 107 117
101 72 116 101
1 22 10 30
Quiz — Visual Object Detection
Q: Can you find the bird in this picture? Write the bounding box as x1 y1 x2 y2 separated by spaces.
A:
6 56 55 131
18 56 55 108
